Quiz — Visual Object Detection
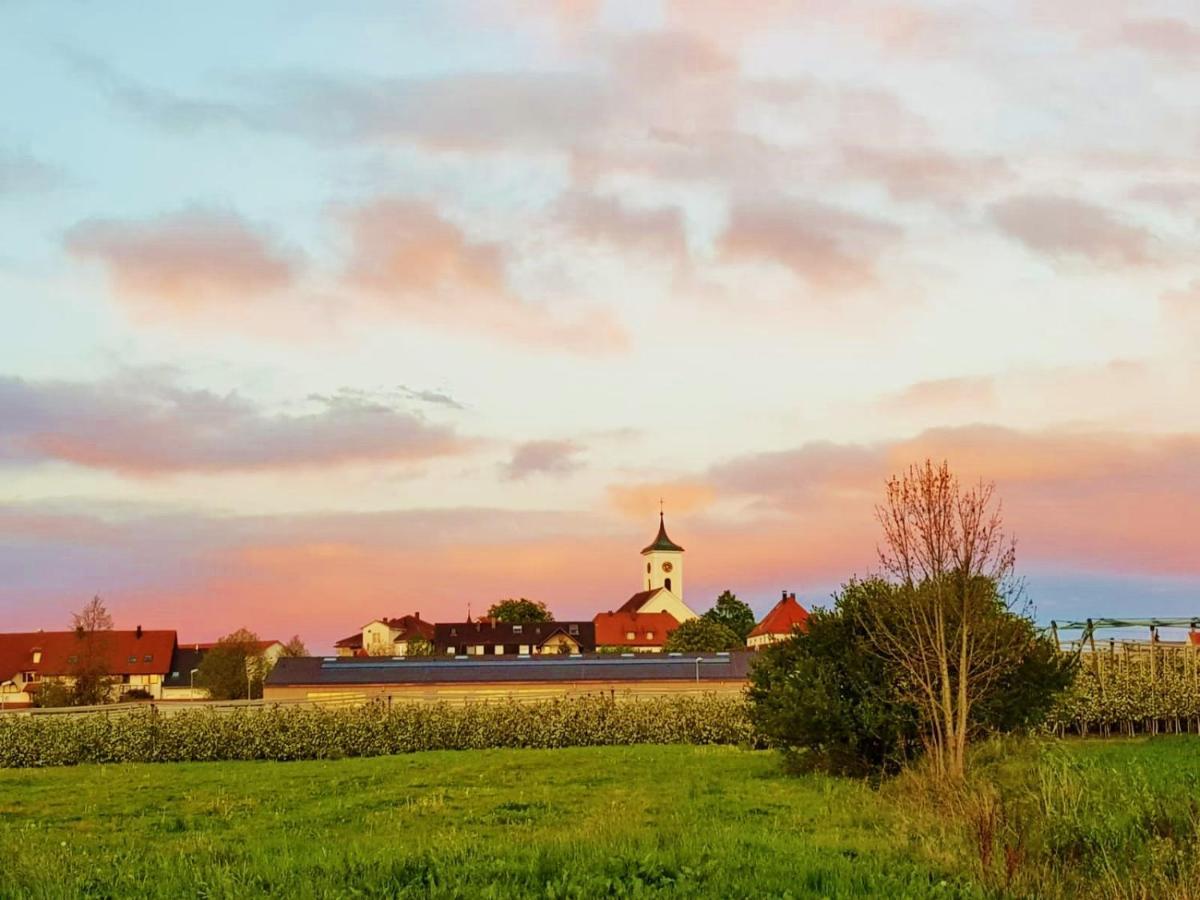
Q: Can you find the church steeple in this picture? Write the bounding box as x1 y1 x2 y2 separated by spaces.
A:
641 511 685 597
641 512 685 554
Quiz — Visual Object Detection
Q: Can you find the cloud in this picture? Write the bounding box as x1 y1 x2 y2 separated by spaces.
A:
988 195 1153 266
1116 18 1200 63
0 372 468 475
706 425 1200 574
64 207 300 312
340 198 628 353
1127 180 1200 211
841 146 1012 205
502 439 584 480
0 148 63 195
719 198 900 290
607 481 717 519
878 376 998 415
555 190 688 259
399 385 465 410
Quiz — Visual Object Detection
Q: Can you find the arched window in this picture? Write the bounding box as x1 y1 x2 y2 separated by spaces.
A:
664 577 672 592
646 562 651 573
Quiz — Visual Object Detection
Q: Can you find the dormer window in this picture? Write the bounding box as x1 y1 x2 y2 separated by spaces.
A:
647 632 655 640
32 650 41 664
626 631 635 640
513 625 523 634
568 624 579 635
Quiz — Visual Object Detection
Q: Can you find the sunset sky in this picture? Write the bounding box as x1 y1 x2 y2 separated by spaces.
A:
2 1 1198 651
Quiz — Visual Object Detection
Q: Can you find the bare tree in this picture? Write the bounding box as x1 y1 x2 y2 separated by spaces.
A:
862 460 1023 780
73 595 114 634
69 595 115 706
280 635 309 657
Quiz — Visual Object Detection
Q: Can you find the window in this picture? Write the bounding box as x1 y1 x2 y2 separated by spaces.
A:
128 655 137 664
664 577 672 592
626 631 635 640
144 654 153 663
32 650 41 664
646 562 651 574
67 655 78 664
647 632 655 640
513 625 523 634
22 671 37 682
568 624 579 635
494 645 504 655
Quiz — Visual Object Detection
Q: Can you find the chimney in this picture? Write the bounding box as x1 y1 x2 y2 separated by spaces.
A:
135 624 143 639
781 590 787 601
789 593 797 603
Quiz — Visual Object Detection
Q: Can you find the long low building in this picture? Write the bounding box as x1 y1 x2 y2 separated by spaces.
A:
264 652 753 704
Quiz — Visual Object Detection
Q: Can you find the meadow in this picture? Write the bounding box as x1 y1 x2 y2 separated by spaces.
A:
3 738 1200 898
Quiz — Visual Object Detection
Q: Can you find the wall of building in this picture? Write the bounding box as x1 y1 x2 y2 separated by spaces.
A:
264 679 746 705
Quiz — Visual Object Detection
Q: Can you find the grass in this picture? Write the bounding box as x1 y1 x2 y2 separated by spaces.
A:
1 739 1199 898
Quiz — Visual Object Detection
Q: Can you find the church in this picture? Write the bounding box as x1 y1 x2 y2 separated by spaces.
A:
592 513 700 652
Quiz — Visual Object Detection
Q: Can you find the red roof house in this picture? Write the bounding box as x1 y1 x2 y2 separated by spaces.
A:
747 592 810 648
594 611 681 652
0 628 177 706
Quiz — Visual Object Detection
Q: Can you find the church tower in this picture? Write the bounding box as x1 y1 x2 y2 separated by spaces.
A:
642 512 684 600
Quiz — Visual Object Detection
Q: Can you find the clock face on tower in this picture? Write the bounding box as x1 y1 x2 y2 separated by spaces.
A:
661 561 674 573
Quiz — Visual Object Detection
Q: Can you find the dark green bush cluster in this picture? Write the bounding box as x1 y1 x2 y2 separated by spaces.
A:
1047 651 1200 734
0 694 753 768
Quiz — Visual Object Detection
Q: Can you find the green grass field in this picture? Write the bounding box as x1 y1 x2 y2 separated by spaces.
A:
3 738 1199 898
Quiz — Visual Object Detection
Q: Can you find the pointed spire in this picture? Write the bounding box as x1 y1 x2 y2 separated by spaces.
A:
642 510 685 554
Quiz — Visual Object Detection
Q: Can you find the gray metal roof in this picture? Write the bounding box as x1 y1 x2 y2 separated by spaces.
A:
266 652 753 686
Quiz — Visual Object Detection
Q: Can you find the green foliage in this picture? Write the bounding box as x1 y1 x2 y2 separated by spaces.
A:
749 578 1076 775
702 590 756 642
31 681 74 709
0 694 753 767
663 617 743 652
196 629 267 701
749 579 923 775
280 635 308 657
486 598 553 622
404 637 434 657
1047 650 1200 734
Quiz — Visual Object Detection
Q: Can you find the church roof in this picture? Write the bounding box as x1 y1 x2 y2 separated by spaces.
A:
617 588 665 615
641 513 684 554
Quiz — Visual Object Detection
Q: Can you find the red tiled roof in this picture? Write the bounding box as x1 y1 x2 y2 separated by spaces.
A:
593 611 680 648
0 630 177 679
616 588 664 615
749 595 810 639
334 632 364 649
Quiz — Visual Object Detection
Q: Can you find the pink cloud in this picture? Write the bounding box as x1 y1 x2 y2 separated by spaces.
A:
841 146 1012 204
0 374 469 475
719 198 900 290
989 194 1153 266
503 439 585 480
1116 18 1200 62
341 198 629 354
555 190 688 259
65 207 299 311
879 376 998 415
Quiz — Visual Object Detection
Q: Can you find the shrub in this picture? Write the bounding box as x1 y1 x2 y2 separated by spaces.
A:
0 694 754 768
748 579 1075 776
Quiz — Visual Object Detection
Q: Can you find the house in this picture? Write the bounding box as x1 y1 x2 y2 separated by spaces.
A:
0 628 177 707
747 592 810 649
335 614 434 658
161 639 289 700
593 610 680 652
617 513 699 623
264 651 753 704
433 620 596 656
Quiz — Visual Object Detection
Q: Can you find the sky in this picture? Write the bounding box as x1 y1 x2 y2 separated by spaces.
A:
2 1 1198 651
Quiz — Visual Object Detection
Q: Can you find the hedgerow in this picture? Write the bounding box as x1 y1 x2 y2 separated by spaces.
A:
0 694 754 768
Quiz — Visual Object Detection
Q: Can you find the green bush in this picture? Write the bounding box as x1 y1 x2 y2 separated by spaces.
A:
0 694 754 768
